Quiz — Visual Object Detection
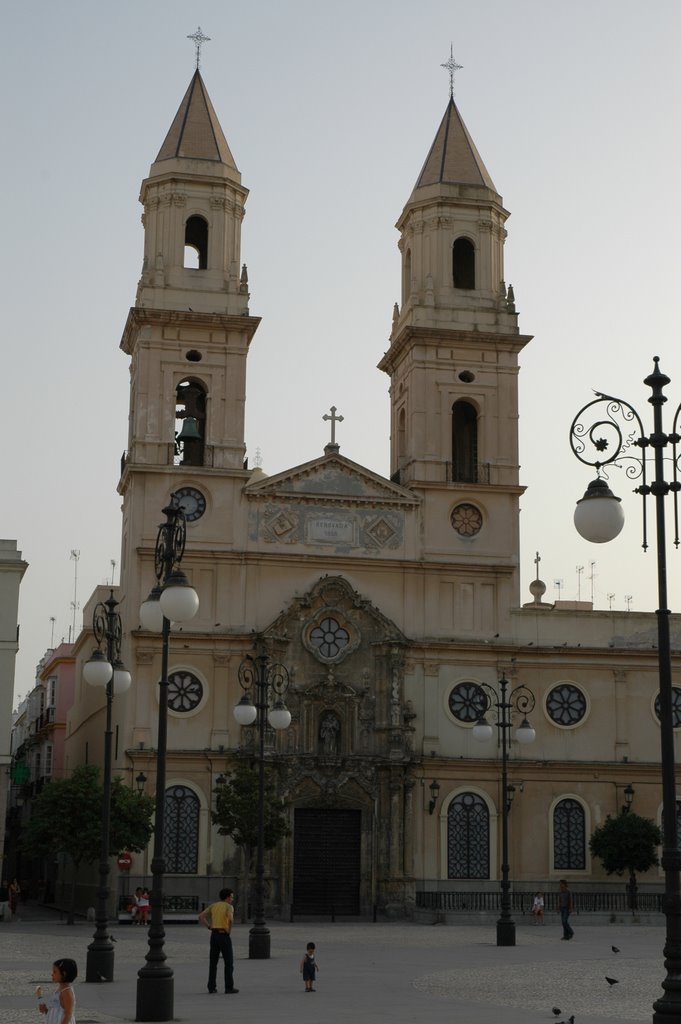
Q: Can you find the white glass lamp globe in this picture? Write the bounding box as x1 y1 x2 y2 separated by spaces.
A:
84 649 113 687
268 699 292 730
113 661 132 694
574 478 625 544
159 571 199 623
472 717 494 742
234 695 257 727
140 589 164 632
515 718 536 744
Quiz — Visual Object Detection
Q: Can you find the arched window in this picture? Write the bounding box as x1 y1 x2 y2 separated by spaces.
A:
163 785 200 874
184 215 208 269
447 792 489 879
397 407 406 462
553 798 586 870
452 400 478 482
453 237 475 289
175 379 206 467
403 249 412 302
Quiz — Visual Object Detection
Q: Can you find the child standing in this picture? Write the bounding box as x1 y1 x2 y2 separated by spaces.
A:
37 957 77 1024
300 942 319 992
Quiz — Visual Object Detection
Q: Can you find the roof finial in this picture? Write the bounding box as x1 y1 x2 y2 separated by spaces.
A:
441 44 463 99
187 26 211 70
323 405 344 453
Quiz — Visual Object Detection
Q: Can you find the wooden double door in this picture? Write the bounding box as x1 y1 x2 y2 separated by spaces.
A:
292 808 361 915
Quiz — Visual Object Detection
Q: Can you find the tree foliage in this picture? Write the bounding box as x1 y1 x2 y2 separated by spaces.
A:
212 759 290 851
589 812 661 878
22 764 155 866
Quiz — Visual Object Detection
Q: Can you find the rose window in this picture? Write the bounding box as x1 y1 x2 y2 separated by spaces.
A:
167 671 203 713
309 617 350 660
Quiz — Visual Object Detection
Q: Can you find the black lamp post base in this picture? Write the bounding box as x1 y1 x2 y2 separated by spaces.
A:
85 946 114 983
136 974 173 1022
653 1002 681 1024
496 919 516 947
249 926 271 959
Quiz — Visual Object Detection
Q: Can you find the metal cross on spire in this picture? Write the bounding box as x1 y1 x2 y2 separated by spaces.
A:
323 406 344 448
187 26 211 70
441 44 463 98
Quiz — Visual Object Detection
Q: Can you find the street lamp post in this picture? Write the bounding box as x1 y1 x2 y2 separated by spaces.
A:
136 499 199 1022
569 358 681 1023
84 590 132 984
472 675 535 947
233 644 291 959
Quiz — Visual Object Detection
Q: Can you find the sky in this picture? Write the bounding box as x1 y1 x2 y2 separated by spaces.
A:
4 0 681 704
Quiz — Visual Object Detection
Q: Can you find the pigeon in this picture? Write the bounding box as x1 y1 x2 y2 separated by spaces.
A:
611 945 620 953
605 976 619 986
552 1010 562 1017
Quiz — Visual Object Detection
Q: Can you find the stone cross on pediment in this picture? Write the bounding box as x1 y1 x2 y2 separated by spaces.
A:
323 406 344 453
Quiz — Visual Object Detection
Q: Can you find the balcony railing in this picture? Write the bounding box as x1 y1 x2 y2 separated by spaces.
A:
32 707 56 733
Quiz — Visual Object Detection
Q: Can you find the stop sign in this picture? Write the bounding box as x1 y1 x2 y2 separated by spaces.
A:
117 851 133 870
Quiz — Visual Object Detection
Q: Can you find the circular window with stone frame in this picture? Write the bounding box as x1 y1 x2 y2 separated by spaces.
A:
545 683 589 728
303 610 360 664
451 503 483 537
653 687 681 730
166 669 206 717
448 681 488 725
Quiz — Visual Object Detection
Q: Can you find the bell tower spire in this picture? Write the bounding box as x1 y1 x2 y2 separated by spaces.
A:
135 69 249 316
120 67 260 486
379 73 532 607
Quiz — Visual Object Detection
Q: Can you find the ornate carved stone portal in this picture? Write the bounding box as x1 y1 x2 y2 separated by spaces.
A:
264 576 416 917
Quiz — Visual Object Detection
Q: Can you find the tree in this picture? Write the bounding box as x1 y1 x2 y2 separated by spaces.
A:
22 764 155 923
589 812 661 910
212 760 290 921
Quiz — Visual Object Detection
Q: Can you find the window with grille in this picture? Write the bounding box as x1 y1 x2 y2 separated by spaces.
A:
447 792 489 879
163 785 200 874
553 798 586 870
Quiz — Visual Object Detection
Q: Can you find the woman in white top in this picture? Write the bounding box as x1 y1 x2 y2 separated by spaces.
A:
38 957 77 1024
532 892 545 925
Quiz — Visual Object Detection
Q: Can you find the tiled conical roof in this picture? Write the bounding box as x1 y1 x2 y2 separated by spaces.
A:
412 97 496 193
155 70 238 169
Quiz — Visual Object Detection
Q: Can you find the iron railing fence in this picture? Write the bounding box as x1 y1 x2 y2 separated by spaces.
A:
416 890 664 915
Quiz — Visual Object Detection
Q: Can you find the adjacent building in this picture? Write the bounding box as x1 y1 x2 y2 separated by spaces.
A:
0 540 28 879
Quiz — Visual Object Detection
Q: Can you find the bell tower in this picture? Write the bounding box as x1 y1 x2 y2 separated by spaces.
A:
119 70 260 478
117 69 262 630
378 88 532 608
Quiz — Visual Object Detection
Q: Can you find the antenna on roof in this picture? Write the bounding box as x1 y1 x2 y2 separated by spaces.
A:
441 44 463 99
187 26 211 70
69 550 80 642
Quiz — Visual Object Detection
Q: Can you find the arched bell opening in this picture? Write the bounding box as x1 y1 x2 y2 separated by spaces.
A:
175 379 206 466
452 237 475 290
452 400 478 482
184 215 208 270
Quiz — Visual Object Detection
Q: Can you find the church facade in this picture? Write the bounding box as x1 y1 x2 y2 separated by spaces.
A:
63 68 681 918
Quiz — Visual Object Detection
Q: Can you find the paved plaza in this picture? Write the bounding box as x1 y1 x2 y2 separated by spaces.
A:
0 904 669 1023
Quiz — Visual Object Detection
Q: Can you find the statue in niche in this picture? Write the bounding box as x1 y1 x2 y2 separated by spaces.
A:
319 711 340 755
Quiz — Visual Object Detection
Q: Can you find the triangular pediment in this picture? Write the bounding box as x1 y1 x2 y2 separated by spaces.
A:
244 452 419 508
